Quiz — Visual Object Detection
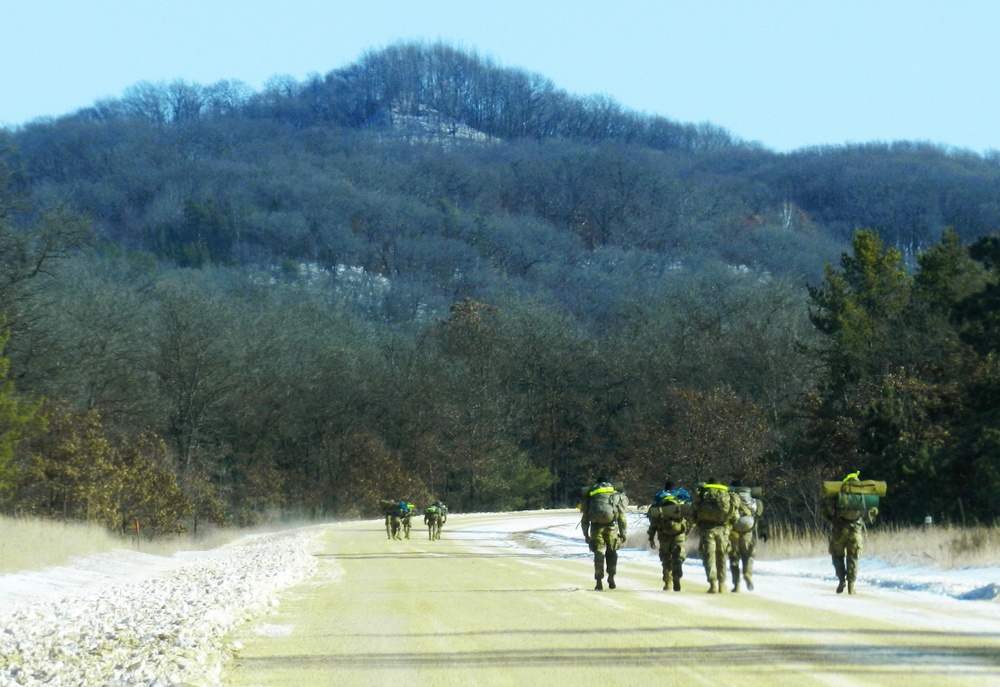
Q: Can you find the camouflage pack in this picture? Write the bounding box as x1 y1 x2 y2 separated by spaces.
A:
586 484 626 525
695 486 731 525
732 487 760 533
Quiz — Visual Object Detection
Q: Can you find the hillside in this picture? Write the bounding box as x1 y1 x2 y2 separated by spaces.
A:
6 42 1000 291
1 42 999 529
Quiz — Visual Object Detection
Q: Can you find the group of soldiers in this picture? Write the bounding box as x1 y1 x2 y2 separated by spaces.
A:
377 473 880 594
380 499 449 541
581 472 881 595
580 476 762 593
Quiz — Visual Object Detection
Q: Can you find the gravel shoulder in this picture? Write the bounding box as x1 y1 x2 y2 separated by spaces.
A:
223 511 1000 686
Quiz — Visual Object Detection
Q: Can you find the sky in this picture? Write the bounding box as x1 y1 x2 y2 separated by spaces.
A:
2 1 999 154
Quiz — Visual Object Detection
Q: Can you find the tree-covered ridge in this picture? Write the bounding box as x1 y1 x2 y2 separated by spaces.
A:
7 42 1000 285
1 42 999 531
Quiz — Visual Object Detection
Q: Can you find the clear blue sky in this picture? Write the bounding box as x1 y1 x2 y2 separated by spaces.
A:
3 0 998 153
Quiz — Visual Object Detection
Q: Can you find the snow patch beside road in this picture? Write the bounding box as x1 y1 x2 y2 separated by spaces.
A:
0 527 320 687
2 512 998 686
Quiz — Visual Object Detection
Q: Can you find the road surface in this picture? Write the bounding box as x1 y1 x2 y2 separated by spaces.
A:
223 510 1000 686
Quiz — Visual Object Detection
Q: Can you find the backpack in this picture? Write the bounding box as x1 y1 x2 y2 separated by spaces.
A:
824 478 885 522
653 487 691 505
695 485 731 525
648 487 691 525
586 483 625 525
425 505 439 517
834 492 880 522
732 488 758 533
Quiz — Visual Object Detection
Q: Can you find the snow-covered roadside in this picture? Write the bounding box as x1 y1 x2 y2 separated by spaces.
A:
2 511 999 687
517 511 1000 601
0 527 321 687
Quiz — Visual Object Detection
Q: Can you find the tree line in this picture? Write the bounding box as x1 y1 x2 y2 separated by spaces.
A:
1 197 997 531
1 42 998 534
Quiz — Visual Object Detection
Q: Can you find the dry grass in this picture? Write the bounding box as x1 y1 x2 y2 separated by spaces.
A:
0 516 245 574
757 521 1000 568
0 516 123 574
4 514 998 575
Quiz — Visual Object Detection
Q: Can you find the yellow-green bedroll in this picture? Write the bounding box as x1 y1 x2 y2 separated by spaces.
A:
822 480 887 498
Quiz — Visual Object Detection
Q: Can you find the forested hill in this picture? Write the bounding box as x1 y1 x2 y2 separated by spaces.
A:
1 41 999 532
7 41 1000 286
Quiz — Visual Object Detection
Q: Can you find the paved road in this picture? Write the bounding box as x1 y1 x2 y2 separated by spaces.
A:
224 511 1000 686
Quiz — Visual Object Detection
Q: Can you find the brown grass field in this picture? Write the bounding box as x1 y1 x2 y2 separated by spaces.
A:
0 515 241 573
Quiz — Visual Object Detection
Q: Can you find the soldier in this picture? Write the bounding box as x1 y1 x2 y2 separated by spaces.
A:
647 480 691 591
580 476 628 591
398 501 415 540
380 499 401 539
823 471 880 595
692 478 739 593
424 501 448 540
728 479 763 592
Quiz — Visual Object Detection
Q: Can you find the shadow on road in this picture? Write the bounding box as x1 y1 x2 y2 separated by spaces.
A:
234 630 1000 672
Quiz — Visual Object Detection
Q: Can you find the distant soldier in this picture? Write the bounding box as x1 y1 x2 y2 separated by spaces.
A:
580 477 628 591
728 479 763 592
692 478 739 593
380 499 401 540
646 480 691 591
398 501 415 540
823 471 882 595
424 501 448 540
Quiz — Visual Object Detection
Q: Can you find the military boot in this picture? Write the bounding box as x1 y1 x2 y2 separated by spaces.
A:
608 575 616 589
673 577 681 592
732 577 740 592
718 578 728 593
847 580 856 595
663 574 672 591
833 556 847 593
708 580 718 594
594 578 603 591
744 573 754 591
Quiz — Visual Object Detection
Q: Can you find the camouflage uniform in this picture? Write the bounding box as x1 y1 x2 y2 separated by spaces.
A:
399 502 415 539
380 499 401 539
823 477 876 595
648 519 687 592
386 514 402 540
424 501 448 540
581 482 628 591
827 517 864 594
646 487 690 591
728 486 763 592
693 483 739 593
